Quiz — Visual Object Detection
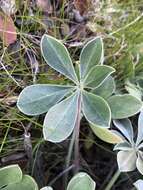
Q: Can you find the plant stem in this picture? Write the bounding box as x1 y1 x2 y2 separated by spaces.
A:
110 12 143 36
0 47 20 87
104 170 121 190
74 93 82 173
64 130 76 186
49 164 75 186
66 131 76 169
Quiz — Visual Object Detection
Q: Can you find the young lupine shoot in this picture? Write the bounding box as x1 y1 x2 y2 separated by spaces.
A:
113 111 143 175
17 34 142 144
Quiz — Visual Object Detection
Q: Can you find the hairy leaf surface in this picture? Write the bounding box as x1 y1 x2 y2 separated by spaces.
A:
67 172 96 190
92 76 115 99
0 165 22 188
80 37 103 79
3 175 38 190
41 35 78 83
113 119 133 144
90 125 123 144
43 91 79 143
82 91 111 128
108 95 142 119
117 150 137 172
84 65 115 89
17 84 73 115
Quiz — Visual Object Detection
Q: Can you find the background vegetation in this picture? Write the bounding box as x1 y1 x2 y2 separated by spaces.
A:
0 0 143 189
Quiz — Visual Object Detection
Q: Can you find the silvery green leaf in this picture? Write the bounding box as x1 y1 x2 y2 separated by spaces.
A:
136 151 143 175
117 150 137 172
17 84 74 116
83 65 115 89
134 180 143 190
80 37 104 80
113 119 134 144
40 187 53 190
67 172 96 190
108 95 142 119
0 165 22 188
3 175 38 190
90 125 124 144
43 91 79 143
41 35 78 83
92 76 115 99
114 142 132 151
136 111 143 146
82 91 111 128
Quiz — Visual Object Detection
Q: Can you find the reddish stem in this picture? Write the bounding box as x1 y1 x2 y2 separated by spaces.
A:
74 93 82 172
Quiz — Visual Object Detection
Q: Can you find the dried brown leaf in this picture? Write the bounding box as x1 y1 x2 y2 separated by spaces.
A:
36 0 53 13
0 14 17 46
74 0 90 15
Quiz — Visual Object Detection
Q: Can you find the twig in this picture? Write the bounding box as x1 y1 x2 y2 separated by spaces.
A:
109 13 143 36
49 164 75 186
0 29 40 38
0 47 21 87
64 130 76 186
104 170 121 190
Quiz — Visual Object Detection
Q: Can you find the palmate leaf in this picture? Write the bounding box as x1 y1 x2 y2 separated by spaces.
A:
17 84 74 116
0 165 22 188
41 35 78 84
80 37 104 80
83 65 115 89
92 76 115 99
67 172 96 190
82 91 111 128
90 126 124 144
107 94 142 119
43 91 79 143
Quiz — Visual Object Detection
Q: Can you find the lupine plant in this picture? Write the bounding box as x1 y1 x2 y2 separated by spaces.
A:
17 34 142 145
0 165 95 190
16 34 143 174
113 111 143 174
